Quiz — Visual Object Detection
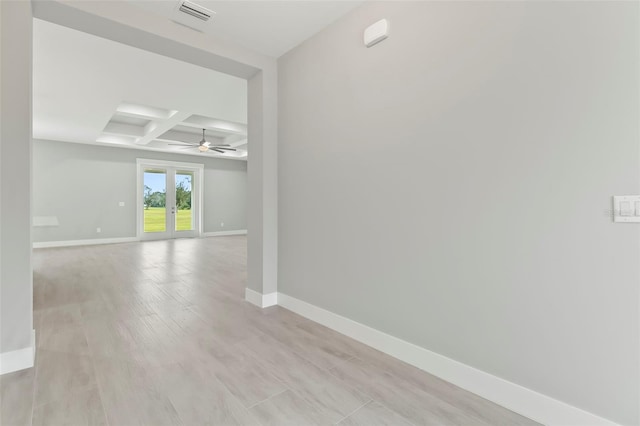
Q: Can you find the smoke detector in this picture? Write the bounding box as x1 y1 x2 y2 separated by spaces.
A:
172 1 215 31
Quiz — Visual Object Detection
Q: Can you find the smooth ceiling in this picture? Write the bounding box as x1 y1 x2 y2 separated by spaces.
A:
128 0 365 57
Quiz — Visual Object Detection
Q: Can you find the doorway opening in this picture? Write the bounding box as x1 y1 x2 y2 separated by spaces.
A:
25 2 277 364
137 159 203 240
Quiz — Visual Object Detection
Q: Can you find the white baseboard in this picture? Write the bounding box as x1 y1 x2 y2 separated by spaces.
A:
34 232 247 248
33 237 138 249
262 292 278 307
202 230 247 237
245 288 263 307
245 288 278 308
277 293 619 426
0 329 35 375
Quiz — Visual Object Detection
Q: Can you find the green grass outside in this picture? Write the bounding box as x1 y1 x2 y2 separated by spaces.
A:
144 207 192 233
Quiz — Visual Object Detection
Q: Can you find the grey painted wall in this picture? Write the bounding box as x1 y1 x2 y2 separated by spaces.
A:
278 2 639 424
0 1 33 355
33 140 247 242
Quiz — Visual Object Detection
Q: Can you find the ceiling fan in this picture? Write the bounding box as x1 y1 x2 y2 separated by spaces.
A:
169 128 237 154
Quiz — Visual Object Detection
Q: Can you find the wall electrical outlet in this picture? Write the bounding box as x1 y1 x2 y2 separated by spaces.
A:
221 222 224 228
96 227 101 233
119 201 125 207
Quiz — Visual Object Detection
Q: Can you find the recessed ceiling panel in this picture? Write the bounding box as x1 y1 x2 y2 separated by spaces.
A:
96 134 139 145
33 18 247 161
110 113 151 127
183 115 247 135
171 124 231 139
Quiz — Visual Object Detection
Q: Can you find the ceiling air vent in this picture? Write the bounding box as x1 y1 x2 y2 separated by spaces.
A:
178 1 213 21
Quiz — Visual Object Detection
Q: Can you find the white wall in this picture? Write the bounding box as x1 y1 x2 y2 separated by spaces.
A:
33 140 247 242
278 2 639 425
0 1 33 357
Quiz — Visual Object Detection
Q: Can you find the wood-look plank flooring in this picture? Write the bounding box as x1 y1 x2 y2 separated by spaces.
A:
1 236 539 426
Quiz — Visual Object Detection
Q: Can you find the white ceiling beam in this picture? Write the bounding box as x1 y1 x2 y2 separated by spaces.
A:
116 102 175 120
136 111 191 145
114 111 155 121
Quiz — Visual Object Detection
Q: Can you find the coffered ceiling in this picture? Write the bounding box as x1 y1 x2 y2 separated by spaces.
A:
33 18 248 159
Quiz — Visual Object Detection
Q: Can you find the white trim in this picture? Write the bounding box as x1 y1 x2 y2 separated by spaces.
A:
277 293 620 426
33 237 138 249
262 292 278 307
245 288 263 307
245 288 278 308
136 158 206 170
0 329 35 375
202 230 247 237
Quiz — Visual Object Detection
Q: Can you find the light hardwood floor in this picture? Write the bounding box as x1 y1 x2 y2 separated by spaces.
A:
2 236 538 426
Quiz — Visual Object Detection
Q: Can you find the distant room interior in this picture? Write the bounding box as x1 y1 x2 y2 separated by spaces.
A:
0 2 638 426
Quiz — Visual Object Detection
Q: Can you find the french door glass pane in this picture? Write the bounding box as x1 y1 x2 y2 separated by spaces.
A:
143 170 167 233
175 171 193 231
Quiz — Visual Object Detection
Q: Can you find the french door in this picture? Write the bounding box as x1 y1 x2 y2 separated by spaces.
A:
137 159 203 240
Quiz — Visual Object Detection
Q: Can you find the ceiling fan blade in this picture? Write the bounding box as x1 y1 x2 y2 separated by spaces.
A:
211 148 226 154
212 147 236 151
169 143 196 146
178 147 195 150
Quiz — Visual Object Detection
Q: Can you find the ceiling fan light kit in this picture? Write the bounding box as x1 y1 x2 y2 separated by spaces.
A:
169 128 237 155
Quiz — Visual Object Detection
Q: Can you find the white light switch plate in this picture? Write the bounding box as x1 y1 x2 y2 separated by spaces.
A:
613 195 640 222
